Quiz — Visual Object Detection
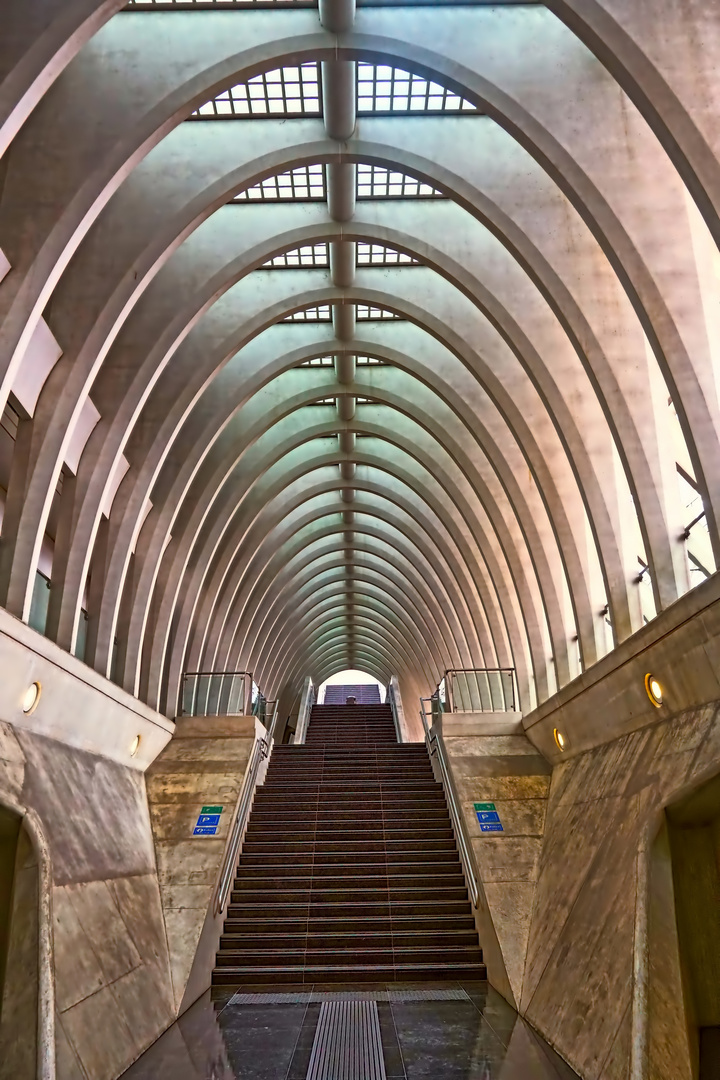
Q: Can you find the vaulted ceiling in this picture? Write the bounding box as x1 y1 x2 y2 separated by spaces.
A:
0 0 718 716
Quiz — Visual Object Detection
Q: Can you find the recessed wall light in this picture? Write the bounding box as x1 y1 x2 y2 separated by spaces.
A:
645 673 663 707
22 681 41 714
130 735 141 757
553 727 566 752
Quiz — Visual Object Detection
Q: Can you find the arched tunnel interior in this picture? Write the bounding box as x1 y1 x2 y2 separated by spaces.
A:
1 2 720 1078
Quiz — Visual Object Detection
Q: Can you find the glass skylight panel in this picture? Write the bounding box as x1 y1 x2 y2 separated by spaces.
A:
283 305 332 321
356 305 400 320
192 63 320 118
233 165 326 201
262 244 329 267
356 243 417 266
355 355 386 365
300 356 335 366
356 165 443 199
357 63 477 114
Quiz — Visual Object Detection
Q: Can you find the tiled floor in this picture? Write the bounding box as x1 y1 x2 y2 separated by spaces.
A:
120 981 580 1080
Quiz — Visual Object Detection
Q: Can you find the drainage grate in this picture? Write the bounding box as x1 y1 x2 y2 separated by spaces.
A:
387 988 469 1001
228 988 471 1005
306 1000 386 1080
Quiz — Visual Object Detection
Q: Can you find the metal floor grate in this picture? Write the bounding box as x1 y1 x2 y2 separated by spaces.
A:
306 1000 386 1080
228 988 470 1005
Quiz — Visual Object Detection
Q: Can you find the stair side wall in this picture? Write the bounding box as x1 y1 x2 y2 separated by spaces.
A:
145 715 260 1014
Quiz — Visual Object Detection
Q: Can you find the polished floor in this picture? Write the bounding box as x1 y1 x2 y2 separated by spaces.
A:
121 981 579 1080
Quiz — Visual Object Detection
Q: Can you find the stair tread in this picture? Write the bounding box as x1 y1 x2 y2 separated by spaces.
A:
213 705 481 988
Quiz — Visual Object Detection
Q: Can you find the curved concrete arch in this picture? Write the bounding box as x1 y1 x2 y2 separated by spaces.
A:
154 469 535 713
237 548 462 686
0 19 708 630
1 2 718 726
108 357 535 703
30 202 615 668
150 401 562 699
251 581 438 693
194 503 500 684
211 529 474 680
262 596 436 696
152 444 534 713
198 516 480 681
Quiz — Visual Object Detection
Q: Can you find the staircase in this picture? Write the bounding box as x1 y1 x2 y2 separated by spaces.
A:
212 701 486 984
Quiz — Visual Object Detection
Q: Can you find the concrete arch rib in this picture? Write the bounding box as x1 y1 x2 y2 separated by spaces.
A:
152 447 528 715
198 515 480 682
28 136 665 667
259 593 435 694
193 503 498 689
237 552 459 689
260 598 433 696
0 16 712 630
211 532 471 683
150 400 552 703
543 0 720 250
51 227 608 688
152 469 530 714
251 584 437 694
23 191 612 674
0 0 123 159
113 363 532 712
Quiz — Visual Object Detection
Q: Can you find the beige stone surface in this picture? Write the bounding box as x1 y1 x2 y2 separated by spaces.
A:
520 703 720 1080
0 720 25 800
443 724 551 1006
145 722 257 1010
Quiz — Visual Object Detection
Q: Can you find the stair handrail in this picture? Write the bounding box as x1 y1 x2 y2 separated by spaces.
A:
294 676 315 744
386 678 402 742
213 699 278 915
420 698 479 908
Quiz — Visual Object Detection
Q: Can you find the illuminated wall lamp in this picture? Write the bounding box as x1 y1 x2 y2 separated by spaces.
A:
130 735 141 757
22 681 41 715
645 674 663 708
553 727 567 752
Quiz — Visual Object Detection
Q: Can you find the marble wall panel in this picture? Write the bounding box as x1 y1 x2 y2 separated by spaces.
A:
522 703 720 1080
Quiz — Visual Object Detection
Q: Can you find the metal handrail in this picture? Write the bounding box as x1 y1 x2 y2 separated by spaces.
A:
294 677 315 744
181 670 255 717
437 667 516 713
420 698 479 908
386 680 402 742
213 699 278 915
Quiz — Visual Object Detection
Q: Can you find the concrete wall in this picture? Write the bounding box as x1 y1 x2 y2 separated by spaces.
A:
145 715 260 1014
440 713 550 1009
0 608 180 1080
439 575 720 1080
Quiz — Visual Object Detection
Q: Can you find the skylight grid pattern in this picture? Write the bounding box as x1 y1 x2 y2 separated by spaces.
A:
356 355 387 365
357 165 444 199
301 356 335 366
263 244 329 267
357 63 477 114
356 305 400 320
284 305 332 321
357 244 417 265
192 63 320 118
233 164 325 201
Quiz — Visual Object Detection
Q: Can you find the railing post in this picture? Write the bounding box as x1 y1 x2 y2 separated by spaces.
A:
294 676 315 744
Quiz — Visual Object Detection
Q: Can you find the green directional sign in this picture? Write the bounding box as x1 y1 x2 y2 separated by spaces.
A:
473 802 496 812
201 805 223 815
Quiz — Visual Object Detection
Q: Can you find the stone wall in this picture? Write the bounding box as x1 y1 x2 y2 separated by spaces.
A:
440 713 550 1008
441 693 720 1080
0 609 179 1080
521 702 720 1080
0 721 176 1080
145 715 260 1013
